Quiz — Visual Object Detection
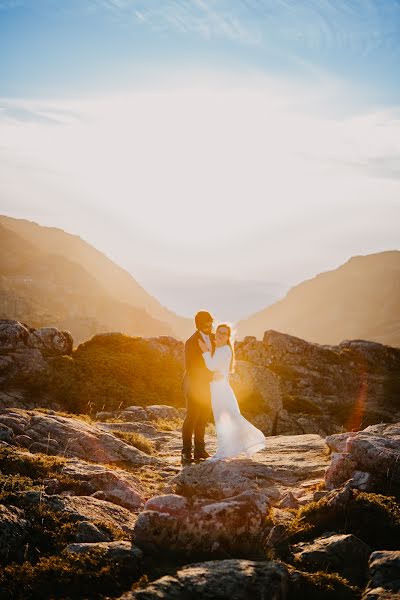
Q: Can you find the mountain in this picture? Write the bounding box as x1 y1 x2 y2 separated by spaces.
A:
238 250 400 347
0 216 191 342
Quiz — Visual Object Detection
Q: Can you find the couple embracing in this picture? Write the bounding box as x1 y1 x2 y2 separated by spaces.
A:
181 310 267 465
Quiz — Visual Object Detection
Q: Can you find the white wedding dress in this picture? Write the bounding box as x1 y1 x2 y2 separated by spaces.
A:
203 345 267 460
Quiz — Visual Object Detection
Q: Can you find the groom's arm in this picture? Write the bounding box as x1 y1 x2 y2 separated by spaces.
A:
185 336 214 380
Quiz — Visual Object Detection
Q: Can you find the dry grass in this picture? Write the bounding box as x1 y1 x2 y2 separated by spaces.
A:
110 430 155 455
154 417 183 431
35 407 95 423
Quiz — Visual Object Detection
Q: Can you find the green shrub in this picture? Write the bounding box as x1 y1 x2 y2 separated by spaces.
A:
27 334 184 415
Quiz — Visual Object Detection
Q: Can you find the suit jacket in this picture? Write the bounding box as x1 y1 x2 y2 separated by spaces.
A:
182 330 215 404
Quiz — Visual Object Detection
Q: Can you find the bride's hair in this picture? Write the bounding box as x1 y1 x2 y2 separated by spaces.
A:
216 323 236 374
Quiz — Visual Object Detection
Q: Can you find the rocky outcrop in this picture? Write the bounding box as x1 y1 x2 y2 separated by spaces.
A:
325 422 400 492
17 490 137 536
0 319 72 391
56 457 145 510
132 433 331 558
235 330 400 435
118 559 290 599
2 319 399 437
0 408 158 465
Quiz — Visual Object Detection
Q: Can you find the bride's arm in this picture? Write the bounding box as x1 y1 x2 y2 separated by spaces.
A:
202 350 219 371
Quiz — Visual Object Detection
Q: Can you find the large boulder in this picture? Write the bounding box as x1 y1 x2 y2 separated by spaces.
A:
133 491 269 557
363 551 400 599
235 331 400 436
0 319 72 386
0 504 29 562
58 457 145 510
172 458 280 502
292 532 371 585
15 490 137 536
0 320 73 355
230 360 282 435
118 559 289 599
325 422 400 490
0 408 158 465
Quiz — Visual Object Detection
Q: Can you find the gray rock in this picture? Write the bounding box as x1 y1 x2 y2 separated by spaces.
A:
0 408 158 465
0 504 29 562
60 456 145 510
65 540 142 561
172 457 281 503
13 490 137 536
118 559 289 599
368 551 400 593
145 405 182 421
133 491 269 557
75 520 112 542
293 532 371 585
325 423 400 489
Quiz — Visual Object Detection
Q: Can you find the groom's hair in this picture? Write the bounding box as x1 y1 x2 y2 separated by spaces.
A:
195 311 213 328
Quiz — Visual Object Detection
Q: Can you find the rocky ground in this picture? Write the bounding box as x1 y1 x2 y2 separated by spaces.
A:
0 320 400 598
0 404 399 599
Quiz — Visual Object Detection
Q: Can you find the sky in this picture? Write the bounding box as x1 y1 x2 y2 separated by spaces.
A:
1 0 400 320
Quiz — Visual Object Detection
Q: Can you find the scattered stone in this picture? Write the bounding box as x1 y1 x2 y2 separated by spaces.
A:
74 520 111 542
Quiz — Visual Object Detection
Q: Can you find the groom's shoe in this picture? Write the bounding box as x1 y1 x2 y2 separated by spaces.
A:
181 449 193 465
194 448 211 461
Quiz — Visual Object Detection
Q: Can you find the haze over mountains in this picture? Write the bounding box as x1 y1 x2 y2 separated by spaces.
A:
0 215 191 344
238 250 400 347
1 214 399 348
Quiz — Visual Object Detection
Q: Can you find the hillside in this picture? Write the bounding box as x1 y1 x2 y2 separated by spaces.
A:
0 216 191 341
0 223 178 343
238 250 400 347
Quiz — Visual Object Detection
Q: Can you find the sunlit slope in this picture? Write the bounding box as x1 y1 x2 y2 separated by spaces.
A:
0 221 183 342
238 251 400 347
0 215 191 338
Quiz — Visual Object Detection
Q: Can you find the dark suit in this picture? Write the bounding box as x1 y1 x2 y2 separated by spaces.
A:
181 330 215 452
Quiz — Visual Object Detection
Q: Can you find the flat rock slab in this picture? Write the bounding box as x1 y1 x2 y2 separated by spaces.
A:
118 559 289 599
0 408 159 466
19 490 137 535
60 457 145 511
173 434 330 503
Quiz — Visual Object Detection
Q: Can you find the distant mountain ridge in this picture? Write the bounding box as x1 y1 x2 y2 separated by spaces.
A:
0 215 191 343
238 250 400 347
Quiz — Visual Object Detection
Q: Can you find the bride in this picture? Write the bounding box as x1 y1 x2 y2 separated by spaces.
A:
198 324 266 461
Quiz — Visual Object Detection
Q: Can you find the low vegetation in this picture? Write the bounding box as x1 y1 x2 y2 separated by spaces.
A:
288 490 400 549
110 430 156 455
25 333 185 415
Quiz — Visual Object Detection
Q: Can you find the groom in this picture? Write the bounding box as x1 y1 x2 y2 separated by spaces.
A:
181 311 217 465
